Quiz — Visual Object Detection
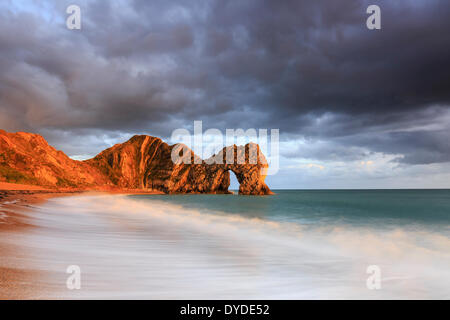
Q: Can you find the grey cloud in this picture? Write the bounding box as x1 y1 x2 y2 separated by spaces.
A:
0 0 449 167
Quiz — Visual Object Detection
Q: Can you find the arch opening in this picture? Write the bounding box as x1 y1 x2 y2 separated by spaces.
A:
228 170 240 193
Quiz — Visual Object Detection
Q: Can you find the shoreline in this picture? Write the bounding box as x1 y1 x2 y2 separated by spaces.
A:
0 184 166 233
0 186 85 299
1 187 449 299
0 182 164 299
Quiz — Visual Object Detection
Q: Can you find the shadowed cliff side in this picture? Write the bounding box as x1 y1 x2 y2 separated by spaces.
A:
0 130 272 195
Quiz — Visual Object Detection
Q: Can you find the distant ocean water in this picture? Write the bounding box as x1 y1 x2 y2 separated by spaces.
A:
131 189 450 229
5 190 450 299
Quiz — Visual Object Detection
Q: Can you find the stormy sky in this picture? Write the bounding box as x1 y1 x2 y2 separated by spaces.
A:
1 0 450 188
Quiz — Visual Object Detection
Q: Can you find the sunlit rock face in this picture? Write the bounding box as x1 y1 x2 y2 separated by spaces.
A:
201 143 273 195
87 136 273 195
0 130 110 188
0 131 273 195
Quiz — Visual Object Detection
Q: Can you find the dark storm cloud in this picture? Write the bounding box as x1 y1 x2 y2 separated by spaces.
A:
0 0 449 165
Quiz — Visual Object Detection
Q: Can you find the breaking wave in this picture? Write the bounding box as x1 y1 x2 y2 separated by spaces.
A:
4 194 450 299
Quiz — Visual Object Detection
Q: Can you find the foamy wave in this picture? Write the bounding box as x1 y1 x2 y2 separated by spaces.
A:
7 194 450 299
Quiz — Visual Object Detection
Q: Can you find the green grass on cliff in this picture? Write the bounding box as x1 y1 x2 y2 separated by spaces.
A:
0 163 38 185
56 176 78 188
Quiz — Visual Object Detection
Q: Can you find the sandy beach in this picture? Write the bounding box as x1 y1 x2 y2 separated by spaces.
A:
0 185 68 299
0 182 163 299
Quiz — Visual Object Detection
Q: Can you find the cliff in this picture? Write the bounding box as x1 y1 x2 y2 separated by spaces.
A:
0 130 272 195
0 130 110 188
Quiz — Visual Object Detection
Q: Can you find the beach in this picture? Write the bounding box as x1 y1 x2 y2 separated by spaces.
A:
0 183 163 299
1 187 449 299
0 184 68 299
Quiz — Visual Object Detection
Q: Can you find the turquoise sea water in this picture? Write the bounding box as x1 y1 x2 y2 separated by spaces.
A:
130 189 450 229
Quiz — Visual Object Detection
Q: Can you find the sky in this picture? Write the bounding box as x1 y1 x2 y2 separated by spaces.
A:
0 0 450 189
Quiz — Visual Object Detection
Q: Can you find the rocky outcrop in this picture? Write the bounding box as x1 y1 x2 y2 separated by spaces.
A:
86 135 273 195
0 130 273 195
0 130 110 188
182 143 273 195
215 144 272 195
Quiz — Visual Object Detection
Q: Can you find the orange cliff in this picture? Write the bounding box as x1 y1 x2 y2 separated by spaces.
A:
0 130 273 195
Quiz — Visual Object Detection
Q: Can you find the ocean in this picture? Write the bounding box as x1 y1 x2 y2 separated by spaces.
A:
131 189 450 229
4 190 450 299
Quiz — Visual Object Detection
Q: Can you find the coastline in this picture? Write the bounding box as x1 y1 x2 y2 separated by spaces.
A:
0 182 163 299
1 187 449 299
0 185 59 299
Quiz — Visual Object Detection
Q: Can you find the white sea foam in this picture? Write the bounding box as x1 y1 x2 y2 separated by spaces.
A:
3 194 449 299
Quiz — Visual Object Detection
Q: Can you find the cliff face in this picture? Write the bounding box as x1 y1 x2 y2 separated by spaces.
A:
85 135 171 190
203 144 273 195
0 130 272 195
0 130 110 188
85 135 272 195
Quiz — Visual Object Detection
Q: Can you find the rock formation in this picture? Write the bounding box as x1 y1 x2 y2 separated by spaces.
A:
0 130 273 195
85 135 273 195
0 129 110 188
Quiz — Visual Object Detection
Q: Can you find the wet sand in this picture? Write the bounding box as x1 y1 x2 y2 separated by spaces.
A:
0 186 84 299
0 183 163 299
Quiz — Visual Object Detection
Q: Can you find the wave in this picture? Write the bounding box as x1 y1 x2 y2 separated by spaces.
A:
6 194 450 299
